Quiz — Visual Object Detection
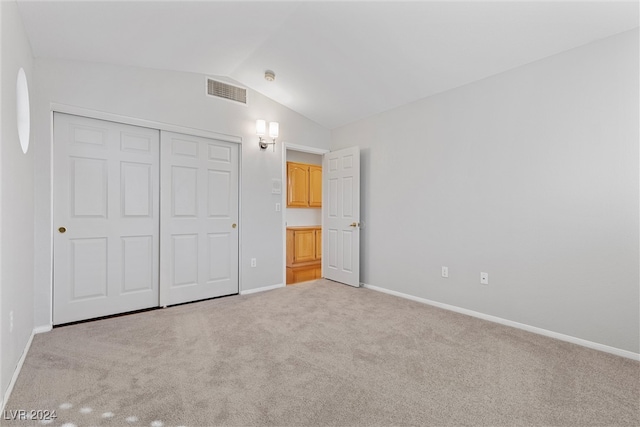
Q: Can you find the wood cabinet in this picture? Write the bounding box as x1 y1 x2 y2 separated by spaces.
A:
286 226 322 284
308 165 322 207
290 228 316 263
315 228 322 260
287 162 322 208
287 162 309 207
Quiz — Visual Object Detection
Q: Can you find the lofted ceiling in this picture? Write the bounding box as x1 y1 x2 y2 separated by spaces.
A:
16 1 639 129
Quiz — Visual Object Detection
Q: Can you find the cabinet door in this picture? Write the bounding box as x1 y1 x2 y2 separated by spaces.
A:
287 162 309 207
294 229 316 263
309 165 322 207
315 229 322 260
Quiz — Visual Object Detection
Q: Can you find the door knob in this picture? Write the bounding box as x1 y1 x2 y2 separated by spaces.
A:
349 222 359 227
232 223 237 229
58 227 67 233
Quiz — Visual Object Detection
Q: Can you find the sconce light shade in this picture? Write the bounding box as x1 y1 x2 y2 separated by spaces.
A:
257 119 279 151
269 122 279 139
256 119 266 136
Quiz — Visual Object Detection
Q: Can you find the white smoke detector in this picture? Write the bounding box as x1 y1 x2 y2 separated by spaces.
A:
264 70 276 81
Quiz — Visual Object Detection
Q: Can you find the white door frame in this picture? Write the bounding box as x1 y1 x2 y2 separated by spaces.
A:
48 104 243 326
281 143 329 286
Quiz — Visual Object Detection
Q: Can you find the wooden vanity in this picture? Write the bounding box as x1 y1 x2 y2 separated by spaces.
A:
286 226 322 284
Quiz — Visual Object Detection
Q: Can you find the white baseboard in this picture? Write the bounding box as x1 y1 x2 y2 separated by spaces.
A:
363 283 640 361
1 327 38 413
33 325 52 334
240 283 285 295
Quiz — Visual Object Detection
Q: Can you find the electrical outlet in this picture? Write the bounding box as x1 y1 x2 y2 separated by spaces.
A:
275 203 281 212
9 311 14 333
480 272 489 285
251 258 257 268
441 266 448 278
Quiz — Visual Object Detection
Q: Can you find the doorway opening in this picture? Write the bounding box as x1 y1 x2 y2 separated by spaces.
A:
282 144 328 285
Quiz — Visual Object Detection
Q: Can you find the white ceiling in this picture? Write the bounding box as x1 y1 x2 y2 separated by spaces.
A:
17 1 639 129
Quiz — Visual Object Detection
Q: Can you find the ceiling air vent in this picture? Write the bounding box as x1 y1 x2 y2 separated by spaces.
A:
206 78 247 105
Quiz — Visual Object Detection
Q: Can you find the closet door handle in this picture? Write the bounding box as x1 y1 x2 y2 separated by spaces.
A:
58 227 67 233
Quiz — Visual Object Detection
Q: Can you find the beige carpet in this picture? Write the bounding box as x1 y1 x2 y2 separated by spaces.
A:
4 279 639 426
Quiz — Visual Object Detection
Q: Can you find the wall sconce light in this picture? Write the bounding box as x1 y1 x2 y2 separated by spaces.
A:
257 119 279 151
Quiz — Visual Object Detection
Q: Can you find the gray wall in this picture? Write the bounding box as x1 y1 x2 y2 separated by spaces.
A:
1 0 35 405
287 150 322 166
32 58 330 328
331 29 639 353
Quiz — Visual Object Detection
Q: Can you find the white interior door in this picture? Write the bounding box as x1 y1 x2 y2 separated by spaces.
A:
160 131 239 306
323 146 360 287
53 113 160 324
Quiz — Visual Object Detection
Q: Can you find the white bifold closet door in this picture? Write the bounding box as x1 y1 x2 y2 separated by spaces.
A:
53 113 160 324
159 131 239 306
